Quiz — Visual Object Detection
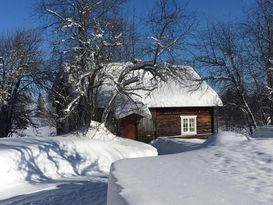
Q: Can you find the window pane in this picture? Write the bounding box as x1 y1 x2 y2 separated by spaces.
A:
181 117 197 134
189 118 195 132
183 118 188 132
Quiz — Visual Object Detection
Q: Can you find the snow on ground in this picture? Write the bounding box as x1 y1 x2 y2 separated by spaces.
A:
0 176 108 205
3 127 273 205
202 131 248 146
203 133 273 203
151 137 204 155
108 132 273 205
0 122 157 204
252 126 273 138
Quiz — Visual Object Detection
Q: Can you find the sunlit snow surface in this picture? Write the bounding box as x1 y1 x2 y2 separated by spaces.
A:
108 132 273 205
204 133 273 203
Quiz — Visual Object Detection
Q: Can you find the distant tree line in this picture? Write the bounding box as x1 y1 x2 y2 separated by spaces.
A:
0 0 272 137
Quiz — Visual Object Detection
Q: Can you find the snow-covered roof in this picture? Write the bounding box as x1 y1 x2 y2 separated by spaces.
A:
143 66 223 108
97 63 222 119
114 96 152 119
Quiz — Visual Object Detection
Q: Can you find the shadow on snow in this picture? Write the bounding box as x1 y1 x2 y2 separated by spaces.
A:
0 177 108 205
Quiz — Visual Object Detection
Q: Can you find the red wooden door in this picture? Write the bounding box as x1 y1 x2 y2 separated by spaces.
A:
120 123 137 140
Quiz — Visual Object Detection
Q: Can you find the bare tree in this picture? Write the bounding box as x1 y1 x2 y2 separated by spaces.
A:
195 23 257 133
99 0 195 124
40 0 127 133
0 30 44 137
36 92 46 118
243 0 273 125
40 0 194 133
145 0 195 64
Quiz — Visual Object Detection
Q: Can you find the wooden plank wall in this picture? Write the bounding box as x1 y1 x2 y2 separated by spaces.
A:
137 117 156 142
141 107 214 139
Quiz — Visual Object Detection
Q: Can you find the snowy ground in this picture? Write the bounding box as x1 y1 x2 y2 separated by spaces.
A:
0 176 108 205
203 132 273 203
151 137 204 155
0 123 157 205
108 132 273 205
3 127 273 205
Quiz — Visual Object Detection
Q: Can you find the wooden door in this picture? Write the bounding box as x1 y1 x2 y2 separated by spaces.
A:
120 123 137 140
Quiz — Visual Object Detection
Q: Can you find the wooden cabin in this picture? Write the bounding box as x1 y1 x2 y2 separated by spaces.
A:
119 107 219 143
98 63 222 142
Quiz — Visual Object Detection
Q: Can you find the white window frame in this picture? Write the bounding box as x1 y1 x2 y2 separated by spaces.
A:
180 115 197 135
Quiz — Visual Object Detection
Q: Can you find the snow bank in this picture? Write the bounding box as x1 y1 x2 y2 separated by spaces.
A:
0 124 157 190
150 137 204 155
252 126 273 138
108 132 273 205
108 152 261 205
202 131 248 147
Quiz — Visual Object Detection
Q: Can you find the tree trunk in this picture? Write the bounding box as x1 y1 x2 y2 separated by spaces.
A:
0 107 12 137
101 90 118 123
241 94 257 134
0 79 22 137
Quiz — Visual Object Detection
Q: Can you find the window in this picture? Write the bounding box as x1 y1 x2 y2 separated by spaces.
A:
181 115 197 135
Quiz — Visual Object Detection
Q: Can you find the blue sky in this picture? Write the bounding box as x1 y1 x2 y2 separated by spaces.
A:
0 0 36 32
0 0 254 60
130 0 253 22
189 0 253 22
0 0 254 32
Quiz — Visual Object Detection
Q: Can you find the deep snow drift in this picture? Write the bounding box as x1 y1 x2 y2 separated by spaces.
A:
0 122 157 203
108 132 273 205
151 137 204 155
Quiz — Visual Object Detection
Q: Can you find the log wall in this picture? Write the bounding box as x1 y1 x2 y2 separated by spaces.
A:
137 107 215 142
